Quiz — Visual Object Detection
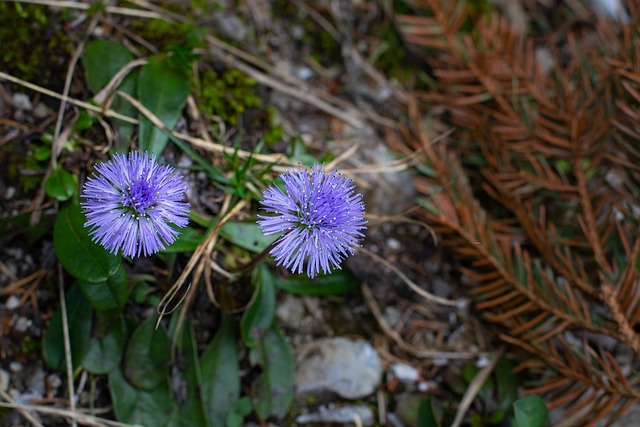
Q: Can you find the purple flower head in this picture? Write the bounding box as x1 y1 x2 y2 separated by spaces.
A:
81 151 190 258
257 164 367 278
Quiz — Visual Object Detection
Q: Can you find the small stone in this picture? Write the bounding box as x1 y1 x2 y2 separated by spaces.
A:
4 187 16 200
476 355 491 368
431 277 453 299
5 295 20 310
11 93 33 111
46 374 62 391
276 294 306 329
9 362 23 373
13 316 32 333
33 103 50 119
389 363 420 384
386 237 401 251
294 66 313 81
296 337 382 399
296 404 374 426
383 306 402 329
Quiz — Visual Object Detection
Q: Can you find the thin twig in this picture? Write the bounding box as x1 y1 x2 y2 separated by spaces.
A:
0 389 45 427
361 283 480 359
4 0 164 19
450 348 504 427
57 265 77 427
0 401 142 427
0 72 137 124
115 90 289 164
358 246 464 307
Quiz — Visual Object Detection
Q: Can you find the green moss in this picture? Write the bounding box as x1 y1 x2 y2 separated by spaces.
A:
127 19 206 55
0 3 72 84
194 69 261 125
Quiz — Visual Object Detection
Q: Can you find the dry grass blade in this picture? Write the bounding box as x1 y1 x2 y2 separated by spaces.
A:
361 283 480 360
57 265 77 427
450 348 504 427
0 401 142 427
0 390 45 427
358 246 464 307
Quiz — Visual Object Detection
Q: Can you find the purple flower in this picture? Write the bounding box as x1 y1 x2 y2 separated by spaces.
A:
257 164 367 278
81 151 190 258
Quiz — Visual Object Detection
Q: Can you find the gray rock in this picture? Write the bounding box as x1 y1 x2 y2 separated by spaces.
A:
296 337 382 399
389 363 420 384
13 317 32 333
11 93 32 111
5 295 20 310
276 294 306 329
296 404 374 426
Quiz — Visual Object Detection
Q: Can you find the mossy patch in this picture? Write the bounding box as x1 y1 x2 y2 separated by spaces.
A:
194 68 261 125
0 3 72 86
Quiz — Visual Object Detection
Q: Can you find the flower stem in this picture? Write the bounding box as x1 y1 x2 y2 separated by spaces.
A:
231 239 278 275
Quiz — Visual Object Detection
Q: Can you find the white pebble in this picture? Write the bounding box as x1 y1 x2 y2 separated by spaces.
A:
5 295 20 310
11 93 33 111
389 362 420 384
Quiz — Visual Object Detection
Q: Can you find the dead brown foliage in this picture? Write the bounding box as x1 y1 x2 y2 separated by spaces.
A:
395 0 640 424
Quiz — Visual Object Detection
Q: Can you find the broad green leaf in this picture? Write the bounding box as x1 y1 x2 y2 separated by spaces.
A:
495 357 518 412
220 221 278 253
54 201 120 284
417 396 441 427
513 395 548 427
124 316 171 390
109 367 174 427
176 322 208 427
83 310 126 374
253 327 295 420
42 284 93 371
84 40 137 152
240 265 276 347
79 262 129 310
162 226 203 253
275 270 359 295
201 313 240 427
85 40 133 93
226 396 253 427
45 166 75 201
137 54 189 155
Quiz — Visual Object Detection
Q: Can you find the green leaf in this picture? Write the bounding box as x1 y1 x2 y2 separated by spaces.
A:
42 284 93 371
79 263 129 310
137 54 189 155
45 166 76 201
226 396 253 427
495 357 519 412
124 316 171 390
83 310 126 374
275 270 359 295
253 327 295 420
54 201 121 284
417 396 441 427
240 265 276 347
162 226 203 253
85 40 133 93
220 221 278 253
176 322 208 427
513 395 548 427
201 313 240 427
85 40 137 152
109 367 175 427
